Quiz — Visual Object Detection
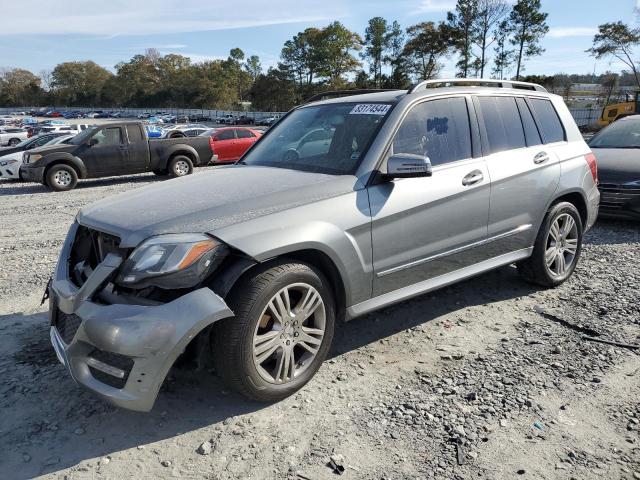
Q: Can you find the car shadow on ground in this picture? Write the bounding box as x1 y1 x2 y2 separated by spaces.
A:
584 218 639 246
0 265 540 478
0 175 159 196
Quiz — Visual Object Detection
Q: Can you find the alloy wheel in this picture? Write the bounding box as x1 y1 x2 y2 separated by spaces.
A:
545 213 578 277
252 283 326 384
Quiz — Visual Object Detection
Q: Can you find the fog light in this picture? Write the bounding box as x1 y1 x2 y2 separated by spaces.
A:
87 357 126 378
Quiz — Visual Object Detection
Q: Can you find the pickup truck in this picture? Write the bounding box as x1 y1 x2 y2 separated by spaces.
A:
20 121 213 191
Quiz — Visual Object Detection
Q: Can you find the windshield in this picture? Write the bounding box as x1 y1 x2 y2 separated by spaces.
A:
589 118 640 148
70 126 98 145
239 102 392 175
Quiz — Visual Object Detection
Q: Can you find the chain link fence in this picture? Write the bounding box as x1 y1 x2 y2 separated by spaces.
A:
1 105 602 128
0 106 286 122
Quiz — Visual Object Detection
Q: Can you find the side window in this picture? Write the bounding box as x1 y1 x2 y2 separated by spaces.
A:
529 98 566 143
126 125 144 143
477 96 526 154
236 129 255 139
35 136 52 146
93 127 123 146
392 97 472 166
216 130 235 141
516 98 542 146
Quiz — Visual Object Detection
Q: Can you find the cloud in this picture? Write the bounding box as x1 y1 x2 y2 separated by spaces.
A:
414 0 456 13
548 27 597 38
0 1 343 36
157 44 188 50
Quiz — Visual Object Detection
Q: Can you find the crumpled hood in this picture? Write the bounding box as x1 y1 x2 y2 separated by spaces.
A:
592 147 640 183
77 165 359 248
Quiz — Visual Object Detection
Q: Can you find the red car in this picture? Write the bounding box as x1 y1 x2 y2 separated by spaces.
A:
204 127 262 163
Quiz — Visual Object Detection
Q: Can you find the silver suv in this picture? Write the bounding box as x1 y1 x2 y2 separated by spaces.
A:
48 79 599 411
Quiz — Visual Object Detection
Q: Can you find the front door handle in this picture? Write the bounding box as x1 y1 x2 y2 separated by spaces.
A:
533 151 549 164
462 170 484 186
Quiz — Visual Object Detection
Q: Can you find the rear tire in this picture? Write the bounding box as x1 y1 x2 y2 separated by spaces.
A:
46 164 78 191
517 202 583 287
213 261 335 402
8 138 20 146
168 155 193 177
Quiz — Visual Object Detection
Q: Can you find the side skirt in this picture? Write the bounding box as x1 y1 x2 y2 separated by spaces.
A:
345 247 533 320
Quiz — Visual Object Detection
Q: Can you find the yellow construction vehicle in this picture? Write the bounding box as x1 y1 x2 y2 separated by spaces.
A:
597 90 640 127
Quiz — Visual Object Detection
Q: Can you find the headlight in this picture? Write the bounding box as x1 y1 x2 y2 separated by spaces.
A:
117 233 228 289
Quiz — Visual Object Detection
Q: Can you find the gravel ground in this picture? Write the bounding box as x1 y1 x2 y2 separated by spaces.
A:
0 173 638 480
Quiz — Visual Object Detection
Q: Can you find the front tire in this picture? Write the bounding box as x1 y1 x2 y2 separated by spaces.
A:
517 202 583 287
213 261 335 402
168 155 193 177
46 164 78 191
8 138 21 146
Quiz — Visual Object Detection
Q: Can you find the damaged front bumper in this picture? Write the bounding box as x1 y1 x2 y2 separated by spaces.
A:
49 223 233 412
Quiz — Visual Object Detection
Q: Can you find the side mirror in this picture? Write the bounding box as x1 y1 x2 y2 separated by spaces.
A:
87 138 98 146
386 153 432 178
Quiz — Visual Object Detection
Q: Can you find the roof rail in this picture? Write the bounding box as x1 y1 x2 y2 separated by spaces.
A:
304 89 398 104
408 78 547 94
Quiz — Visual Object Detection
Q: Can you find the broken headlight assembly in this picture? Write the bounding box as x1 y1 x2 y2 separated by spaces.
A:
116 233 228 289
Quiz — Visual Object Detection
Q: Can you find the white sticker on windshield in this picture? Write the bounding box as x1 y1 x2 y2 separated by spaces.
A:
349 104 391 115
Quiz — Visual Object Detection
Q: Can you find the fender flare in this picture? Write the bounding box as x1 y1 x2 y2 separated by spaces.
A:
41 153 88 179
162 144 200 167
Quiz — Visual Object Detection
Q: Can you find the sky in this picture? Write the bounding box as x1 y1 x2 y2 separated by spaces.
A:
0 0 638 79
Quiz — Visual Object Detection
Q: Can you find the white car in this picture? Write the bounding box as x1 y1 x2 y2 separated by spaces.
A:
0 134 74 180
0 128 28 146
161 124 210 138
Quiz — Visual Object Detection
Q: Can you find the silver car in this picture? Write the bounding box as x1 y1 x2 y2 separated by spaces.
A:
47 79 599 411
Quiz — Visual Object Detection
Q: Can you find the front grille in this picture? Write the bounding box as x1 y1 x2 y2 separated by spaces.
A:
598 183 640 211
88 349 135 389
55 310 82 344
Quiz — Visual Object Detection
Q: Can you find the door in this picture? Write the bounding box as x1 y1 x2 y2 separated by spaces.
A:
82 126 128 177
125 124 148 173
369 96 491 296
235 128 258 157
211 129 237 162
474 95 561 254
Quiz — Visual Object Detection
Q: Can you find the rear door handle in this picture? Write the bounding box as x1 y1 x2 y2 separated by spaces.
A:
533 151 549 164
462 170 484 186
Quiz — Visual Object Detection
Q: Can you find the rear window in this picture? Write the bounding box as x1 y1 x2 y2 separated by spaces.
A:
236 129 255 139
516 98 543 147
216 130 235 140
529 98 565 143
126 125 144 143
477 96 526 154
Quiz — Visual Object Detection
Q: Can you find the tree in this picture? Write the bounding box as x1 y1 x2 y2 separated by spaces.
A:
281 28 323 87
403 22 451 80
248 65 296 111
384 21 410 88
0 69 43 106
473 0 509 78
588 22 640 88
244 55 262 82
506 0 548 80
447 0 479 78
492 19 513 79
50 61 113 106
315 22 363 87
362 17 390 87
